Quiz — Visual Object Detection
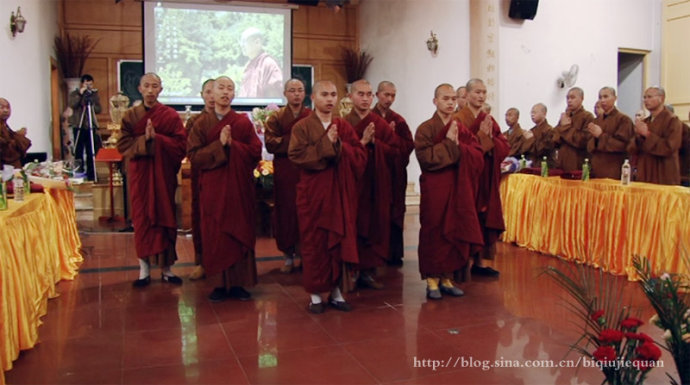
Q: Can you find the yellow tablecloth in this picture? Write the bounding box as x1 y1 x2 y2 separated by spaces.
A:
500 174 690 279
0 189 82 383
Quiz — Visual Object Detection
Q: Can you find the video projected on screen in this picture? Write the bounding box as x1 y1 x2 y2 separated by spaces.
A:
144 2 292 106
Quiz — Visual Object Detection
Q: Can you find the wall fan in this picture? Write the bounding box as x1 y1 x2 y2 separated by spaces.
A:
557 64 579 88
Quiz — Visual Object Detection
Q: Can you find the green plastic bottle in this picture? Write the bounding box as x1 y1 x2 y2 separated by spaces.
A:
0 181 7 211
541 156 548 177
582 158 590 181
519 155 527 170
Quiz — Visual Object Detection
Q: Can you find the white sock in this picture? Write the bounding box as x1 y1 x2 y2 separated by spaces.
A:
330 287 345 302
138 259 150 279
284 256 294 266
310 294 322 304
162 266 175 277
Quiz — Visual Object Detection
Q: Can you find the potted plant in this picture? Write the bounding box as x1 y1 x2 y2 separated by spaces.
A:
341 47 373 92
54 32 99 91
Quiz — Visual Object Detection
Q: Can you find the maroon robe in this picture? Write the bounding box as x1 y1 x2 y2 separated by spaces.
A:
454 108 510 257
371 108 414 231
187 110 262 277
288 113 367 293
344 110 398 269
118 103 186 260
185 111 208 263
415 113 485 277
264 106 311 254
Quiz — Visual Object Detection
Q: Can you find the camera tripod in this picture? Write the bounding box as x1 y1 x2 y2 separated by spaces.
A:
73 99 99 183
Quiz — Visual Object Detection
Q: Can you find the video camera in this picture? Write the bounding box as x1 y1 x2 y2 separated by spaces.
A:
82 87 99 105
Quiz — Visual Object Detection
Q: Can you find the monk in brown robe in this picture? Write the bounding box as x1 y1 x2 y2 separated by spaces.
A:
118 73 187 287
681 112 690 184
372 81 414 267
187 76 262 301
453 78 510 277
0 98 31 168
265 79 311 273
628 87 682 185
586 87 634 179
522 103 555 167
344 79 399 290
185 79 215 280
505 107 528 157
416 83 484 299
553 87 595 172
288 80 367 314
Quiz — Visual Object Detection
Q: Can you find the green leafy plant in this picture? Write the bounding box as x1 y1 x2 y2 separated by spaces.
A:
543 264 661 384
633 255 690 385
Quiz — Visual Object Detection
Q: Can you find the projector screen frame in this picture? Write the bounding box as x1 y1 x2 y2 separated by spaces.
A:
142 0 295 111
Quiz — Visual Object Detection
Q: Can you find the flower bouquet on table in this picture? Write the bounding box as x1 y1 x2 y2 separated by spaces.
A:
251 104 280 135
543 264 662 384
24 160 82 190
254 160 274 191
633 255 690 385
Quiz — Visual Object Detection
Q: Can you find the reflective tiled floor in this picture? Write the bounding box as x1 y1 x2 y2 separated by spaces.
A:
6 208 677 384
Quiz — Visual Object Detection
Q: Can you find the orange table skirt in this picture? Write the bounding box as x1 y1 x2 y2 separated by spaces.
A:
0 189 82 383
500 173 690 279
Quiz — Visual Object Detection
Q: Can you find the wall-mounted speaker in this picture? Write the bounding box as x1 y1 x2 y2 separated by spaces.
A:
508 0 539 20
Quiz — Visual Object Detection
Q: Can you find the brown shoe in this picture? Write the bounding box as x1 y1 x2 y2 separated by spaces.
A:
188 265 205 280
280 264 294 273
358 275 384 290
307 302 325 314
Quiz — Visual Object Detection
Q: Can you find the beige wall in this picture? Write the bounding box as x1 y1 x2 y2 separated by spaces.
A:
59 0 359 125
663 0 690 121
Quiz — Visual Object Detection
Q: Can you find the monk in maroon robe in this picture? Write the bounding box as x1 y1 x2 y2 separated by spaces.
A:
0 98 32 168
372 81 414 267
188 76 262 301
186 78 215 280
415 84 484 299
453 79 510 278
117 73 187 287
344 79 399 290
288 81 367 314
265 79 311 273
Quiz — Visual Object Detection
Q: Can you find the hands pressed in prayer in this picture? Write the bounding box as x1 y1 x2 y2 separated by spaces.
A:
327 124 339 143
446 121 459 145
145 119 156 140
559 112 572 127
479 115 493 138
361 122 375 146
523 130 534 140
220 125 232 146
634 118 649 137
587 122 603 138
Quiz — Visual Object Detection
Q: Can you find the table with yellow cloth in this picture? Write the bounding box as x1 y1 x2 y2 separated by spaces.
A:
500 174 690 279
0 189 82 384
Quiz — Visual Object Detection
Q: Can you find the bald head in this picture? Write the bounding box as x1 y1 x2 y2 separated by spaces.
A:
530 103 546 124
466 79 484 93
566 87 584 111
312 80 336 96
284 78 306 108
377 81 395 93
284 78 305 92
138 73 163 107
350 79 371 94
434 83 454 98
0 98 10 122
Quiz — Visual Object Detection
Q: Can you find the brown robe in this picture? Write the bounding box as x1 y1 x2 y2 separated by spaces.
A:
265 105 311 255
185 111 208 264
506 123 528 157
415 112 484 278
553 106 595 172
118 103 186 265
0 122 31 168
187 109 262 286
586 107 634 179
288 113 367 293
522 119 555 167
628 108 682 185
344 110 398 270
371 107 414 261
454 107 510 260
